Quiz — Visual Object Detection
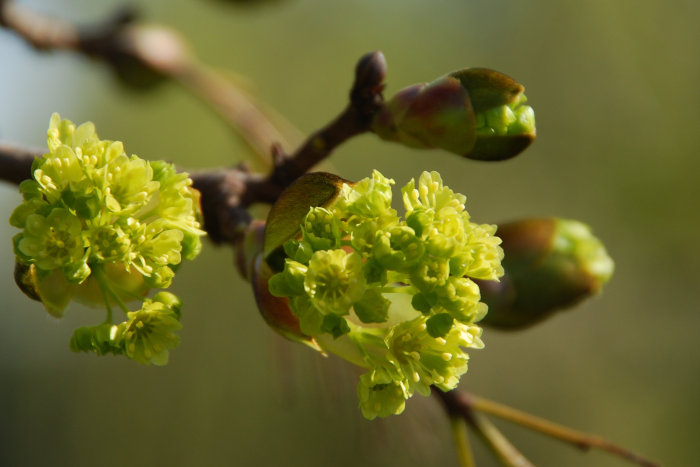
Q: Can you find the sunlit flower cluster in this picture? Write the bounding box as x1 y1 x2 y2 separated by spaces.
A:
268 170 503 418
10 114 205 365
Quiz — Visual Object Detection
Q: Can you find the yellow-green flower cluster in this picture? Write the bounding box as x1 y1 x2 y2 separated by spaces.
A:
10 114 205 365
268 170 502 418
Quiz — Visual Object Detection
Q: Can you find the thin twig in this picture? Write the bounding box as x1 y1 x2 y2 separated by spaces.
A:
0 51 387 247
264 50 386 188
172 63 295 166
434 389 660 467
0 143 41 185
434 387 534 467
0 1 290 163
0 2 387 243
450 415 477 467
0 1 79 49
469 411 534 467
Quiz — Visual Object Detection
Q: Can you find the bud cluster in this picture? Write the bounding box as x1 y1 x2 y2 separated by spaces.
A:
266 170 503 418
10 114 205 365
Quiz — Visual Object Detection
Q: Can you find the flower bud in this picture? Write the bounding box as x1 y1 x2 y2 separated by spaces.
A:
69 323 122 356
478 218 614 329
372 68 535 161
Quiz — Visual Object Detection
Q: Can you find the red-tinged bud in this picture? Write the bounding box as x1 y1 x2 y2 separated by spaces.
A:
14 262 71 317
251 254 322 351
478 218 614 329
234 220 266 280
372 68 536 161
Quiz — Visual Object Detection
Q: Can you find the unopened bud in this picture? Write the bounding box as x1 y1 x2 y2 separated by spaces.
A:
479 218 613 329
372 68 535 161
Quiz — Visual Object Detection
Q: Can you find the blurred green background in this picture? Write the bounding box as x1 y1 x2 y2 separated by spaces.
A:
1 0 698 465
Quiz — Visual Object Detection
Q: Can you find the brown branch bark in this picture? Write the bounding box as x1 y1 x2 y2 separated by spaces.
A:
0 2 387 246
0 1 292 163
0 46 387 246
0 143 41 184
265 51 386 187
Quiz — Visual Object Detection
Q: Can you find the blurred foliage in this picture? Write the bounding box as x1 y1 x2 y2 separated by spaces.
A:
1 0 698 465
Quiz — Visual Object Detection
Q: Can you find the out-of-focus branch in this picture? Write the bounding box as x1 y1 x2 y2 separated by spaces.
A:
0 2 386 244
0 1 291 164
170 51 386 244
434 388 533 467
433 388 660 467
0 50 387 247
0 0 80 48
0 143 40 184
450 415 477 467
174 65 296 166
469 411 533 467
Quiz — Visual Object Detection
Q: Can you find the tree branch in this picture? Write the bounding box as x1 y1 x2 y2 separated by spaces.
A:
469 411 534 467
0 143 40 184
0 0 292 164
450 414 477 467
434 387 534 467
0 50 387 247
433 388 660 467
0 7 665 465
263 50 386 188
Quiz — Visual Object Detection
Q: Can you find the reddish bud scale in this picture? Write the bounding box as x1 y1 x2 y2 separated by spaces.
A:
251 254 320 350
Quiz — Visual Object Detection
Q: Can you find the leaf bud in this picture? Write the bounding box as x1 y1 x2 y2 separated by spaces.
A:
479 218 614 329
372 68 535 161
